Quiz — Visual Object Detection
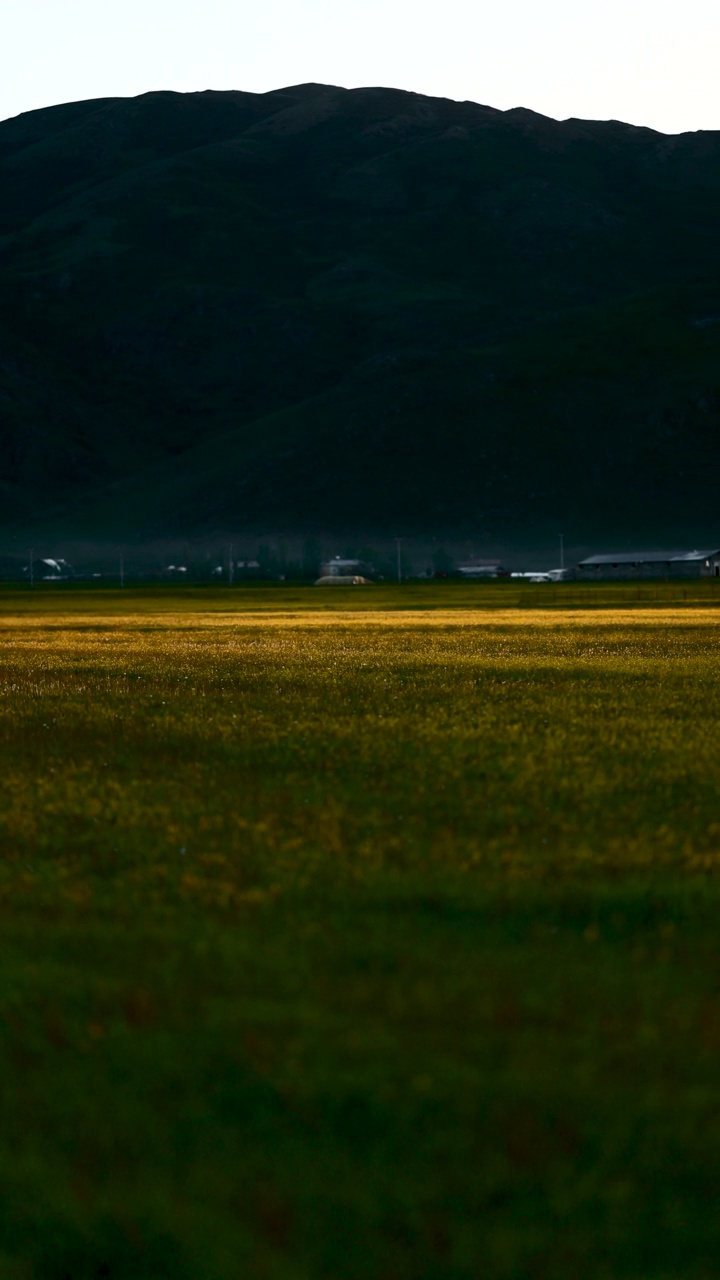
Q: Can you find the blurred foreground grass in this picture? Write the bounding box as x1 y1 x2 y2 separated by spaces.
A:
2 598 720 1277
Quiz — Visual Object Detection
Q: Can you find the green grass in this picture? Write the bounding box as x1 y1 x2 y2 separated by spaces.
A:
3 577 720 613
2 593 720 1277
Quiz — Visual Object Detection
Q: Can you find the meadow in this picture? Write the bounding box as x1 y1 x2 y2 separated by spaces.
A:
2 587 720 1278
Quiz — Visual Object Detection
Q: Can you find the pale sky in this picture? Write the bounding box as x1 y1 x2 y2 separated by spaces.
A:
2 0 717 135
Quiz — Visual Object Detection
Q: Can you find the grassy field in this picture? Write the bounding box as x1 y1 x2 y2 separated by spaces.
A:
3 577 720 612
2 590 720 1278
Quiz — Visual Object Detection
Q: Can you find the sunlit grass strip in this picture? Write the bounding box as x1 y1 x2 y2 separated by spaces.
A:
2 605 720 631
2 606 720 913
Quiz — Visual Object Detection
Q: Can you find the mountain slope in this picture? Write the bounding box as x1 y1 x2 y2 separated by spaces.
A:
0 83 719 543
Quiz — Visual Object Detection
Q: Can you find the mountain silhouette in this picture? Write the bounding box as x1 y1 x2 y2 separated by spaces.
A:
1 83 719 544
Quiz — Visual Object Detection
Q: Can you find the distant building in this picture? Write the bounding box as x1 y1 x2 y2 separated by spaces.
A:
320 557 373 579
23 557 74 581
315 575 373 585
456 559 504 579
577 550 720 580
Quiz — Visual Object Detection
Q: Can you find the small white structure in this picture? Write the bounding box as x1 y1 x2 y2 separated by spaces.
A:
315 574 373 585
23 557 74 581
320 557 368 577
318 557 374 583
457 559 503 579
510 568 572 583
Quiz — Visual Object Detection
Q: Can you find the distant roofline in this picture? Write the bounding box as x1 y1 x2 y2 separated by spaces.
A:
579 549 720 565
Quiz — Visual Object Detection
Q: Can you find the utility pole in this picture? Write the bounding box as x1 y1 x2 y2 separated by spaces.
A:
559 533 565 572
29 548 34 589
395 537 403 584
228 544 234 588
119 548 125 588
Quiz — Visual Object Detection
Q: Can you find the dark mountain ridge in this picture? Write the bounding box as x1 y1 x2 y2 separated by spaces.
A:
1 82 719 545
